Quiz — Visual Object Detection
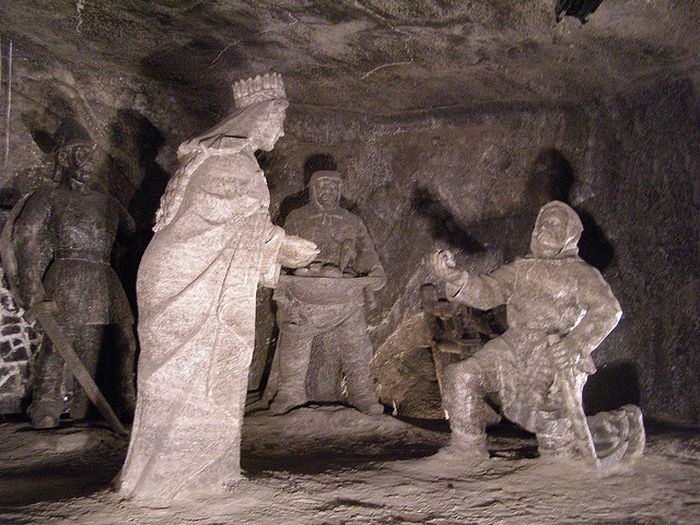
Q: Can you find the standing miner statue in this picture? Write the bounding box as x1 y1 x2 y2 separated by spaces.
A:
1 117 137 429
267 170 386 416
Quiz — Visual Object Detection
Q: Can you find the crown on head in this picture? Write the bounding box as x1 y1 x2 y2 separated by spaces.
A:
232 73 287 108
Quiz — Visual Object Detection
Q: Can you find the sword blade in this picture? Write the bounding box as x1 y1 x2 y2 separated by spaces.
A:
33 309 128 436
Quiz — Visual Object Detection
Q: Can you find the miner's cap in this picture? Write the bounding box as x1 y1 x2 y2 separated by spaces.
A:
309 170 342 186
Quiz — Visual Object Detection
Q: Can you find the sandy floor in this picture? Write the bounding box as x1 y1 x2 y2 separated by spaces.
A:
0 406 698 524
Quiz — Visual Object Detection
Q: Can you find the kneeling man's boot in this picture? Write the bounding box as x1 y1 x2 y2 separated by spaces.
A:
445 429 489 460
28 399 62 429
621 404 645 459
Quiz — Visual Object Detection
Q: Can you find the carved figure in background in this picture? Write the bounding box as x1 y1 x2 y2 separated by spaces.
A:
419 284 502 426
268 170 386 416
430 201 644 467
118 74 318 501
0 117 137 429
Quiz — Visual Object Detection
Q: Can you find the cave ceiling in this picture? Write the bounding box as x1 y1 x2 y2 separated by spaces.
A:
0 0 698 117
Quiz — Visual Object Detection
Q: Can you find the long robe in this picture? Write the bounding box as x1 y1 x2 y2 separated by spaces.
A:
118 148 283 500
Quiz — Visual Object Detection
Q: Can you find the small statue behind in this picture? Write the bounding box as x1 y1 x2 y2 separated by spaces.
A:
430 201 644 468
265 170 386 416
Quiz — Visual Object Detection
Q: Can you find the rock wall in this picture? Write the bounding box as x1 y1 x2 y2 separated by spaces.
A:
256 102 593 410
0 267 40 413
581 79 700 426
0 53 696 426
259 82 699 427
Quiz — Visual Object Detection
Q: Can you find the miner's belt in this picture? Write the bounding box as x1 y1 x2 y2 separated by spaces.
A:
55 249 110 264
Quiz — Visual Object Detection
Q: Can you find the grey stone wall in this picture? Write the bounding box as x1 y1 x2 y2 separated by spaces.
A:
581 79 700 426
0 266 40 414
254 83 699 427
0 40 695 425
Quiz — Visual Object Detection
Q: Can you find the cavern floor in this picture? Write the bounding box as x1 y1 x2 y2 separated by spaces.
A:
0 407 698 525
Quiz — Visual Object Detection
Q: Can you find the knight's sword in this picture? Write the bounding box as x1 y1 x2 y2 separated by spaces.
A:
25 302 128 436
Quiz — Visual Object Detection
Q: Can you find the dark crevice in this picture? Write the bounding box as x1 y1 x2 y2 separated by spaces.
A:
556 0 606 24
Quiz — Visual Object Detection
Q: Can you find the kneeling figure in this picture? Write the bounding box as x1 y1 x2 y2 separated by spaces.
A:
430 201 644 467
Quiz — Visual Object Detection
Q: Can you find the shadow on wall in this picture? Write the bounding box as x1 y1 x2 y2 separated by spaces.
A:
556 0 605 24
583 361 641 414
141 38 235 130
526 148 615 271
140 4 278 133
411 187 485 254
108 109 169 311
407 148 613 265
110 109 169 225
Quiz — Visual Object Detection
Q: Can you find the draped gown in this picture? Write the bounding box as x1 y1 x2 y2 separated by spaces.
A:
118 148 283 500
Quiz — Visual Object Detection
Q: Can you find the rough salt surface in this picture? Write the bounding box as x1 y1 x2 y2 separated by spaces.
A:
0 407 697 524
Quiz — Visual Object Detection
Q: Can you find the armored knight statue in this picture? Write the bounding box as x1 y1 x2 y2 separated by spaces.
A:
430 201 644 467
117 73 318 501
1 117 137 429
268 170 386 416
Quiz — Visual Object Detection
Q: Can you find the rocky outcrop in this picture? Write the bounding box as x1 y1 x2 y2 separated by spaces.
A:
0 1 697 425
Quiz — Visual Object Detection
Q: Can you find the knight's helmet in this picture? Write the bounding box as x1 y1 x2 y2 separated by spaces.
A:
52 117 94 153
